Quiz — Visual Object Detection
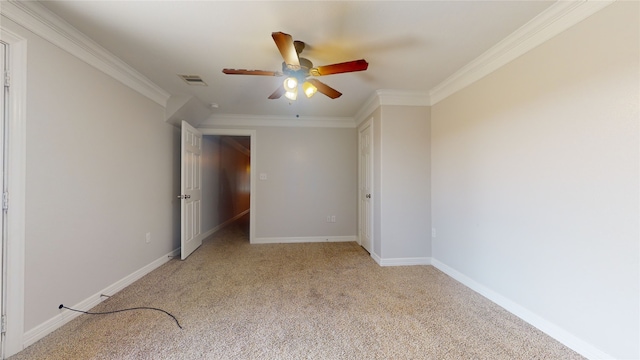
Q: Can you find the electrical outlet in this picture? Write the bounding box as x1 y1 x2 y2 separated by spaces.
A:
431 228 436 238
326 216 331 223
331 215 336 223
145 232 151 243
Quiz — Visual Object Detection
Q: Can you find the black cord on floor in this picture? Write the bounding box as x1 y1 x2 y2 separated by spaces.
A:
58 304 183 329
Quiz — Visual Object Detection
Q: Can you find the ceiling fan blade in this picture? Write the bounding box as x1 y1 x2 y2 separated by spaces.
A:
268 86 285 99
223 69 283 76
272 32 300 68
306 79 342 99
310 59 368 76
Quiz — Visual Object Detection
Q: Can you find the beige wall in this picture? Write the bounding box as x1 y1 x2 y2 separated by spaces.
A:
254 126 357 239
1 17 180 335
374 105 431 262
431 2 639 358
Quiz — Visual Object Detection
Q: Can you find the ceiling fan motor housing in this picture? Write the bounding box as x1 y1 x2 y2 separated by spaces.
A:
282 58 313 80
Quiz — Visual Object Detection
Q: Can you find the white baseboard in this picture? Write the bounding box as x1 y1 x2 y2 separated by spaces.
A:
23 248 180 348
366 251 431 267
253 235 357 244
430 259 613 360
375 256 431 267
371 252 382 264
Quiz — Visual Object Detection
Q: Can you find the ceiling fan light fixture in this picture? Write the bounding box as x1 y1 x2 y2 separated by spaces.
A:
284 88 298 101
283 77 298 92
302 81 317 98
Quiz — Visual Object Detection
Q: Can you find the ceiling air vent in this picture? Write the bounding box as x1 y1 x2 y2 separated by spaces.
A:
178 74 208 86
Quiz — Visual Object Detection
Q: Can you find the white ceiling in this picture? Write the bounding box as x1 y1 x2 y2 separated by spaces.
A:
39 1 554 121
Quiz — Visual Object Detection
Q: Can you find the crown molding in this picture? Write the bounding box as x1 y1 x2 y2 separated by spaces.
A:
429 0 615 105
354 91 380 126
200 114 356 129
354 89 431 126
1 0 170 107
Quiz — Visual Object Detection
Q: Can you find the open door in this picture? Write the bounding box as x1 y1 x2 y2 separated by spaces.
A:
180 121 203 260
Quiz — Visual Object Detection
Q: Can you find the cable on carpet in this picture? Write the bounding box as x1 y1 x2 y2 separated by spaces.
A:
58 304 183 329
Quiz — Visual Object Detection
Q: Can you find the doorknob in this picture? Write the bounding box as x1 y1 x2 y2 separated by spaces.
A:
177 195 191 199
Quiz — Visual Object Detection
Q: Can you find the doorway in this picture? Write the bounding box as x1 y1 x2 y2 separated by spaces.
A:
200 134 251 242
198 129 256 244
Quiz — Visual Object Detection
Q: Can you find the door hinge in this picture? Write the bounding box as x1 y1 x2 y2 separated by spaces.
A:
1 315 6 333
2 192 8 210
3 71 9 88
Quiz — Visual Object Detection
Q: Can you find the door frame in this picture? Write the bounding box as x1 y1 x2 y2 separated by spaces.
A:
198 128 256 244
0 28 27 358
1 38 7 359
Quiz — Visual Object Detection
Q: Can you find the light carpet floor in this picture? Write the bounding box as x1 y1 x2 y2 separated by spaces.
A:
10 217 584 359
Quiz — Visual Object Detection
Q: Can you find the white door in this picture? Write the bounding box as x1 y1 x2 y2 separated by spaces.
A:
180 121 203 260
359 122 373 253
0 41 6 357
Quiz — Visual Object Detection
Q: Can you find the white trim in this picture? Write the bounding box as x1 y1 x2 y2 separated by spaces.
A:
429 0 615 105
201 114 355 129
354 89 431 126
197 128 256 245
354 92 380 127
254 235 357 244
23 248 180 349
370 252 382 265
0 1 170 107
376 257 431 267
431 259 613 360
0 26 26 358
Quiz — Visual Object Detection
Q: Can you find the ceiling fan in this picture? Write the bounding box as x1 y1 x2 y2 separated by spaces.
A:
222 32 368 101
